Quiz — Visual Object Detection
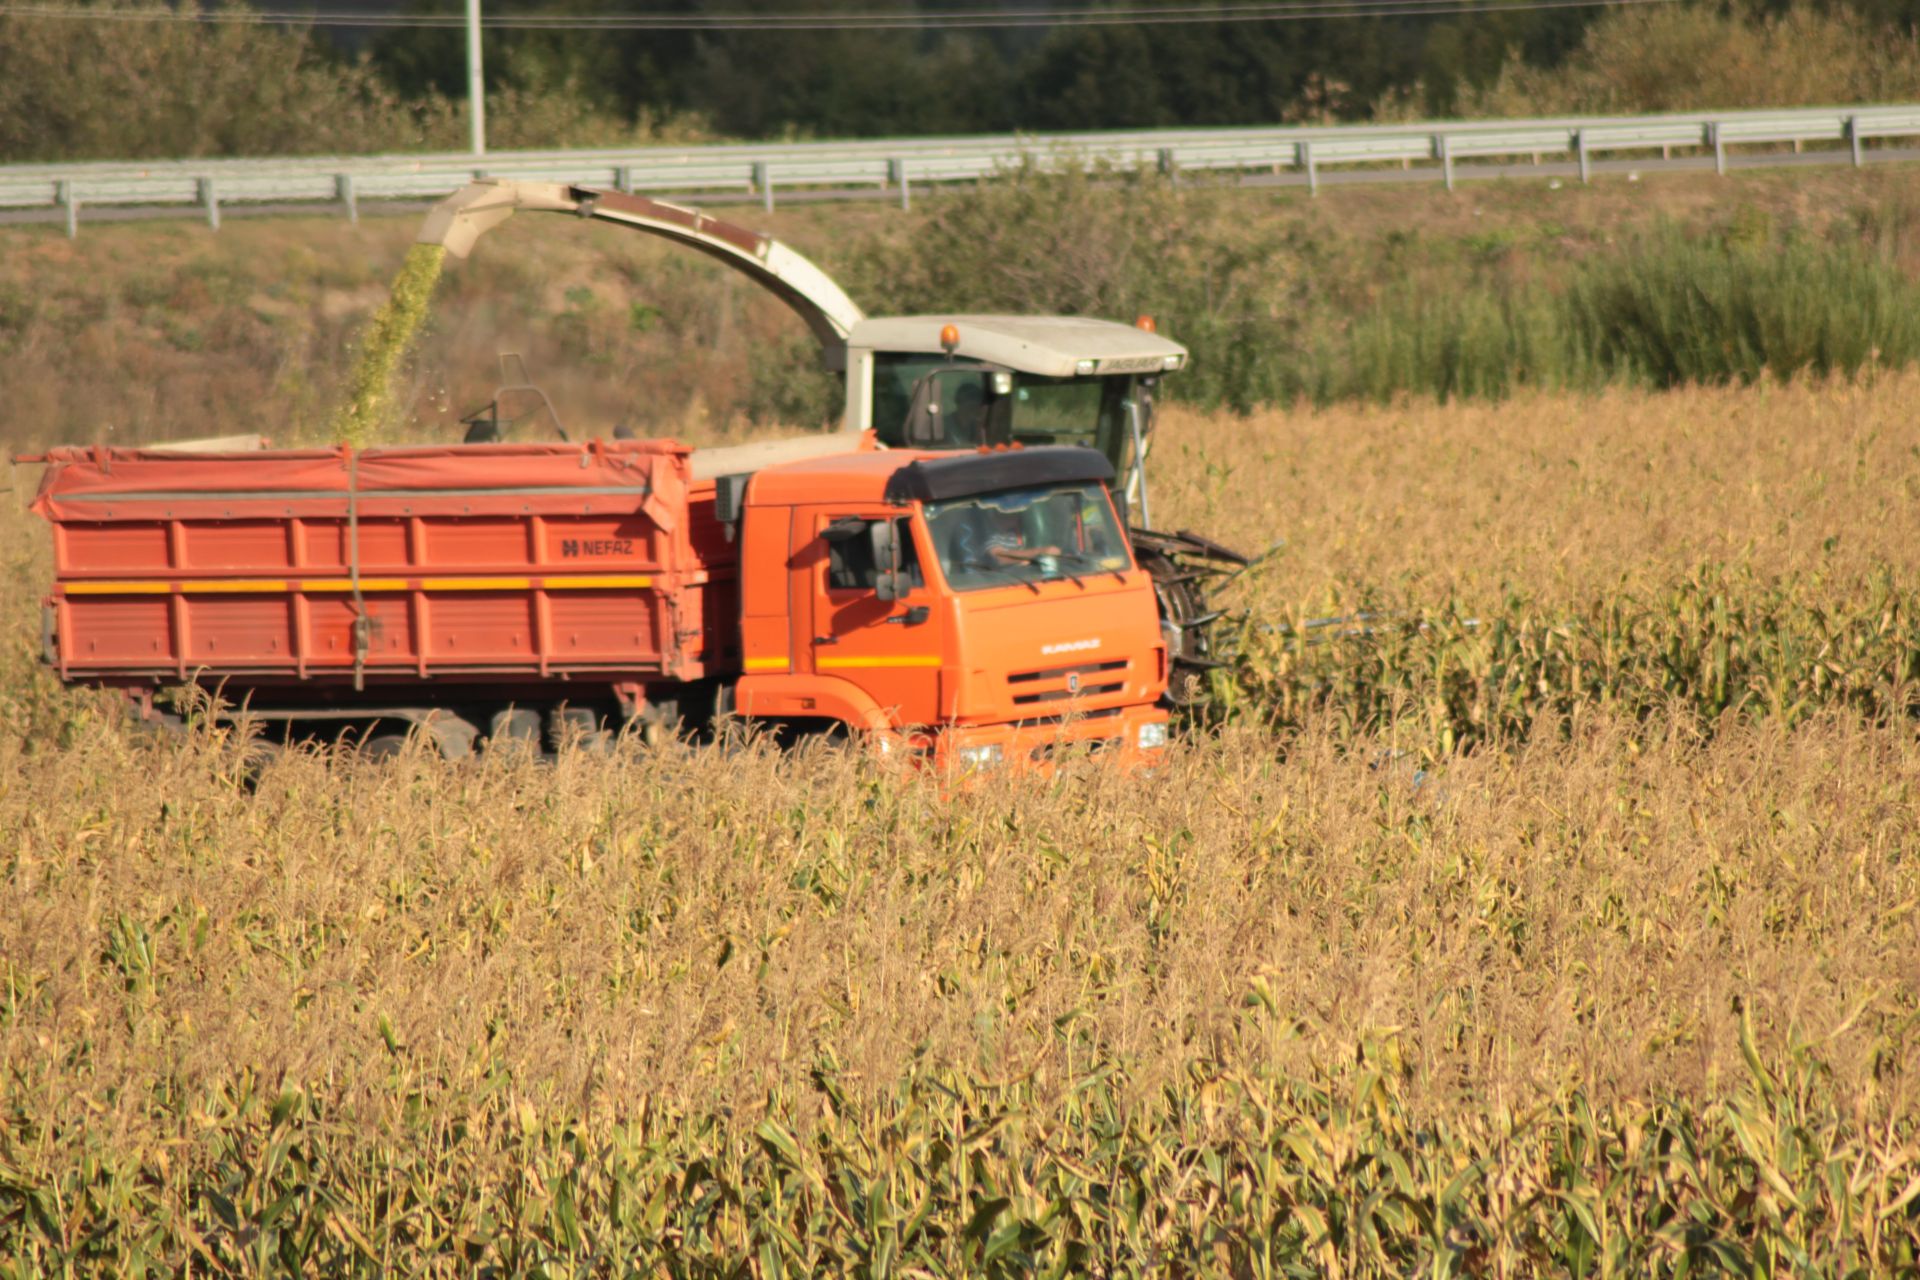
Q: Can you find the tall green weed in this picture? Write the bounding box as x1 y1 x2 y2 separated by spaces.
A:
1565 232 1920 387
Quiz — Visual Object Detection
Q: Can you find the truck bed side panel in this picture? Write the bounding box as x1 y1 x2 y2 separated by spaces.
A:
32 441 730 687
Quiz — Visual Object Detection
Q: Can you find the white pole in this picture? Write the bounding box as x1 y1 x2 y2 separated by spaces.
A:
466 0 486 157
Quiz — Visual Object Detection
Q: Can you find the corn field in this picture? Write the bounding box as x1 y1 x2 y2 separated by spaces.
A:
5 375 1920 1274
1217 566 1920 754
6 1025 1918 1275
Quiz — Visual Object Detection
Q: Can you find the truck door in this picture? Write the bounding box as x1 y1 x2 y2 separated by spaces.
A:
800 509 942 727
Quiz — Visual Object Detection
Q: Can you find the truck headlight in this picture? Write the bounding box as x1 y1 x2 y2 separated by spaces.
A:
1075 358 1097 376
1162 354 1184 371
1138 722 1169 750
956 743 1004 769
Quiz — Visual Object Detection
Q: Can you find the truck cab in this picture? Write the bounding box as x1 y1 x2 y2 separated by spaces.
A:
730 445 1170 768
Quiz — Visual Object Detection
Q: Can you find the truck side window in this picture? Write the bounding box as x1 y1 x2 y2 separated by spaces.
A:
826 518 923 592
827 530 875 591
897 519 925 589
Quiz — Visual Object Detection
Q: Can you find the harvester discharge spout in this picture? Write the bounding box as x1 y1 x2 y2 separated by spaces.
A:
417 178 866 366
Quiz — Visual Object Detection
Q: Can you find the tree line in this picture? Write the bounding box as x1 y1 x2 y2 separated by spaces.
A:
5 0 1920 161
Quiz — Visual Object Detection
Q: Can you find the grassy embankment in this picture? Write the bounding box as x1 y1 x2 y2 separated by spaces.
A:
17 163 1920 451
5 371 1919 1271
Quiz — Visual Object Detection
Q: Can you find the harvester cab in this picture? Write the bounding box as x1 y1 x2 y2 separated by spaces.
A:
417 178 1247 703
846 315 1181 529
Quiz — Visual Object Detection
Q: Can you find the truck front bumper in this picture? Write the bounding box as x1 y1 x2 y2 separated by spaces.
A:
918 703 1171 773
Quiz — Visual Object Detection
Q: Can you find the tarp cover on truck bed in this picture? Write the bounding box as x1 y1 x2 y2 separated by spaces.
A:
31 440 691 529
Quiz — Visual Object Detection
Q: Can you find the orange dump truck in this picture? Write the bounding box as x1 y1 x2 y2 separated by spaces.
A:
26 436 1170 766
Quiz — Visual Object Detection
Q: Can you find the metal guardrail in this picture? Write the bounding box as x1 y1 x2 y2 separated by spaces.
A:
7 103 1920 234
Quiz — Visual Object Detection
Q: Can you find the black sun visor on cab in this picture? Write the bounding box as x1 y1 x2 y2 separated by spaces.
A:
883 446 1116 504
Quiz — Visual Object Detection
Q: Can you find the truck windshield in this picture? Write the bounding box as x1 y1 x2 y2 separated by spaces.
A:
923 483 1131 592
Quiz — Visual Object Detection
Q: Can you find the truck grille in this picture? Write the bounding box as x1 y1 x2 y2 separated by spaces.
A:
1013 705 1125 732
1029 729 1124 763
1007 658 1129 707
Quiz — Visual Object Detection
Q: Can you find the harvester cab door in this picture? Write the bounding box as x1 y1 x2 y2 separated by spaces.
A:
897 367 1014 450
802 509 941 728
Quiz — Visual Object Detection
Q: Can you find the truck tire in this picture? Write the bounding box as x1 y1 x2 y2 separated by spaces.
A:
548 705 614 754
362 733 410 760
489 707 544 753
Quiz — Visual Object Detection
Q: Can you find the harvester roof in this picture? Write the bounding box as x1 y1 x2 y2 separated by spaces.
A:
848 315 1187 378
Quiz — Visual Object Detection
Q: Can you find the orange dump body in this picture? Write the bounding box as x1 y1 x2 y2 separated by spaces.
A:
31 440 730 687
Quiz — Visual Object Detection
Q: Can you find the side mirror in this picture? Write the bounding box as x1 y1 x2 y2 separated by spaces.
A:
869 519 903 602
715 472 750 543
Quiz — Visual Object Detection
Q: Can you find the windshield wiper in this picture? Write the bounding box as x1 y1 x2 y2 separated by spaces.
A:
1051 550 1129 585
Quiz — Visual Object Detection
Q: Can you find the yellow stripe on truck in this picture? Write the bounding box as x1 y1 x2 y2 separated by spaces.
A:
544 575 654 589
418 577 530 591
299 579 408 592
179 579 291 593
816 655 941 669
63 581 174 595
65 572 657 596
68 579 294 594
744 656 791 671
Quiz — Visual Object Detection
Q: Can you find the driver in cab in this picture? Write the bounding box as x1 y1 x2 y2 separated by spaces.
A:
948 505 1062 572
947 381 989 446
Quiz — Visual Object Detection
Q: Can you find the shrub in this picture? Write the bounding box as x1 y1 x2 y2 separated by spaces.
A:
844 170 1920 414
0 3 698 162
1461 3 1920 118
1565 231 1920 388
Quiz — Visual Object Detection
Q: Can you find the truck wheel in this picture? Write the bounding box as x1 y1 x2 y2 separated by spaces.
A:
548 705 614 754
362 733 410 760
328 715 473 762
488 707 543 754
421 710 480 760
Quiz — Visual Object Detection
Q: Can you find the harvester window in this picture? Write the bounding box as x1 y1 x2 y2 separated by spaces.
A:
877 357 1138 478
874 355 950 446
894 367 1012 449
1006 375 1132 460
